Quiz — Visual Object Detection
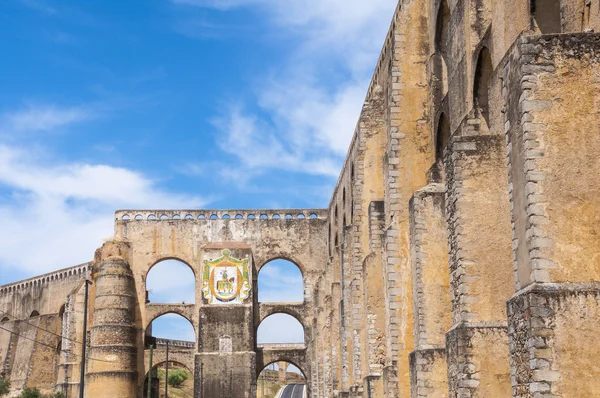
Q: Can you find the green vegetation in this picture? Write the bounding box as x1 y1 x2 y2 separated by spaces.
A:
16 388 65 398
167 369 189 388
0 376 9 396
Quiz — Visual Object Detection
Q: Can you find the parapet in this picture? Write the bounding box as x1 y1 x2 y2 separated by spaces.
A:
0 262 92 295
114 209 328 222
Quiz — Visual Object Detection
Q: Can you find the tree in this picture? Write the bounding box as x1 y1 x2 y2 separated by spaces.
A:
167 369 189 388
0 376 9 396
17 388 42 398
16 388 65 398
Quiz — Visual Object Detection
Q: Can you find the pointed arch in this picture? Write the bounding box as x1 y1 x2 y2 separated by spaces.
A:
433 0 450 99
473 46 493 131
435 0 450 56
435 113 451 161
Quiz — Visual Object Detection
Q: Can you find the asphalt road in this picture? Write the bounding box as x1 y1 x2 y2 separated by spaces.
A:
280 383 305 398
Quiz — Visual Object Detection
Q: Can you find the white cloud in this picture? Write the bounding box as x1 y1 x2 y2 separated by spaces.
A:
1 104 92 133
0 142 207 277
173 0 396 179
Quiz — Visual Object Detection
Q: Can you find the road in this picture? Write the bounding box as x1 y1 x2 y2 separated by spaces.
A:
279 383 305 398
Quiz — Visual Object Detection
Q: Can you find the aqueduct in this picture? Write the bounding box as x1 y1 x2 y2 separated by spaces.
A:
3 0 600 397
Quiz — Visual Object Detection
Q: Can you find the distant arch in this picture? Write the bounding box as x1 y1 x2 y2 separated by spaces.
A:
1 317 9 323
30 311 39 318
473 46 493 131
258 360 307 380
435 113 451 161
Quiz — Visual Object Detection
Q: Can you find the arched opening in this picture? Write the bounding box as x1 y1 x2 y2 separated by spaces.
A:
434 0 450 96
146 259 195 304
29 311 39 318
144 361 193 398
1 317 8 323
257 314 304 345
146 313 195 342
258 259 303 303
257 361 306 398
436 113 451 162
144 313 195 397
531 0 561 34
473 47 493 131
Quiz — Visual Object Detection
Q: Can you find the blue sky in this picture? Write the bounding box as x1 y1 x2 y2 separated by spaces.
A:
0 0 397 360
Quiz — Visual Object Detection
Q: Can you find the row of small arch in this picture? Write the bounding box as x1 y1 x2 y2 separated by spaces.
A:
122 213 320 221
0 265 90 294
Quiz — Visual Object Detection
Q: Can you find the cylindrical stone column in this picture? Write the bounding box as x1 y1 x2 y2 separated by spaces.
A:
85 256 138 398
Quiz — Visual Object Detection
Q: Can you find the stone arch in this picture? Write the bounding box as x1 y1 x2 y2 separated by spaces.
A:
30 310 39 318
433 0 450 97
257 258 305 303
143 359 194 398
145 257 196 305
435 0 450 55
531 0 561 34
144 310 196 336
257 313 306 345
258 304 307 328
146 256 196 279
473 46 493 131
435 112 451 162
256 256 306 278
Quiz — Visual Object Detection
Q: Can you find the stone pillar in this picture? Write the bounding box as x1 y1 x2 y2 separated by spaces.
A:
444 135 513 397
86 242 138 398
195 248 255 398
503 33 600 397
408 183 451 397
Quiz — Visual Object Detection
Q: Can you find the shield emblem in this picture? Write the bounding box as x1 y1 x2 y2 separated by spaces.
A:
210 262 242 302
202 249 251 305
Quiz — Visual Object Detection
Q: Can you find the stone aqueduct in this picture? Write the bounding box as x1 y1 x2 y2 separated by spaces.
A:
3 0 600 397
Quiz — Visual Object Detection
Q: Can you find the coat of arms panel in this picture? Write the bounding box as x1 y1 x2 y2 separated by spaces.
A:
202 249 251 305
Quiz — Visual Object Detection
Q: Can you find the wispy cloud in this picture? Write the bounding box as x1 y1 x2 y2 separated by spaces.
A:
1 104 93 133
19 0 57 15
172 0 396 180
0 105 209 278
